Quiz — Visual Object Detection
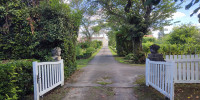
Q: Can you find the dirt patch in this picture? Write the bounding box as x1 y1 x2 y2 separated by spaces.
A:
134 75 200 100
65 69 84 84
175 84 200 100
96 76 112 85
24 69 84 100
85 86 115 100
133 75 167 100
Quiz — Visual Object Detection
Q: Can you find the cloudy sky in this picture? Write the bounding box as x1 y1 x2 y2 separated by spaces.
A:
153 1 200 38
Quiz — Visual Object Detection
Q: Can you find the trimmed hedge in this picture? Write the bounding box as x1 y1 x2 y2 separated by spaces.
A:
0 59 37 100
142 43 200 56
76 41 102 59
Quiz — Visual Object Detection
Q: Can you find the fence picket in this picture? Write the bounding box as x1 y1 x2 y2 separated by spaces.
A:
162 64 164 90
187 61 190 80
166 55 169 60
183 62 186 80
170 55 173 60
39 65 41 92
191 56 194 81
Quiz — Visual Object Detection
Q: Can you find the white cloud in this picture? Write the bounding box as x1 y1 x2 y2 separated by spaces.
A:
90 15 101 21
64 0 70 4
193 23 200 28
172 12 186 19
152 25 174 38
152 30 159 38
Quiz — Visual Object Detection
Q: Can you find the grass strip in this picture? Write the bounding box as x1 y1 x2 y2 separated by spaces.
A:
109 47 145 66
77 46 102 69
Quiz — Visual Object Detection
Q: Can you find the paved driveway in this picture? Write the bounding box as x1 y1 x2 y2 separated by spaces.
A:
62 43 145 100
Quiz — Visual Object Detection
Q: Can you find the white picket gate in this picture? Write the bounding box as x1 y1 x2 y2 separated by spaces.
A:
33 60 64 100
146 57 200 100
146 59 175 100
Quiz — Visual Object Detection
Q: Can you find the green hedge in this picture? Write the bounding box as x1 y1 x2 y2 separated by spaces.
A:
0 59 37 100
76 41 102 59
0 0 82 78
142 43 200 56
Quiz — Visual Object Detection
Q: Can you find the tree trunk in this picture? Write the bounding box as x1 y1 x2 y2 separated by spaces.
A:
132 36 143 55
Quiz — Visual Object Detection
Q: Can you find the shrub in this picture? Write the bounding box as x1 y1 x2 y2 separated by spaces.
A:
0 59 37 100
125 53 134 60
142 37 156 43
79 42 91 49
86 47 96 54
142 42 154 55
125 52 146 64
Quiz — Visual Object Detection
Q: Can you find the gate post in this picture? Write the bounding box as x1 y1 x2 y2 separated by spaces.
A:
146 58 149 86
170 61 175 100
33 61 39 100
61 59 64 86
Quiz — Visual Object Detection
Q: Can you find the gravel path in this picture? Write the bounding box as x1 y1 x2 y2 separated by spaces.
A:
62 42 145 100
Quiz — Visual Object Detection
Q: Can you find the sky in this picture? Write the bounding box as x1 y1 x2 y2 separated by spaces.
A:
153 1 200 38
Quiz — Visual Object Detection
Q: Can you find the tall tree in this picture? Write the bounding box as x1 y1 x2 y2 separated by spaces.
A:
88 0 180 55
81 16 102 40
166 24 200 45
69 0 105 41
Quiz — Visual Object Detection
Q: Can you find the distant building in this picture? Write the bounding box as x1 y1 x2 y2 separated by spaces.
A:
144 35 153 37
77 36 106 43
158 28 168 39
91 37 105 42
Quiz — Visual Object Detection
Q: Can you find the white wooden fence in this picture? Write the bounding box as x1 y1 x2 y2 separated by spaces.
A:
146 57 200 100
165 54 200 60
33 60 64 100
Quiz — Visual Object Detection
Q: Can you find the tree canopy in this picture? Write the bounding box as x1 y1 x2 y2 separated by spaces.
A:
166 24 200 45
92 0 180 56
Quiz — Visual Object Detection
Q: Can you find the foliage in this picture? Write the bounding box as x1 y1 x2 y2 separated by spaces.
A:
88 0 180 57
70 0 103 41
142 37 156 43
142 42 154 55
0 0 82 78
124 52 146 64
0 59 37 100
142 43 200 55
107 30 116 48
86 47 96 54
76 41 102 59
115 29 133 56
166 24 200 45
0 0 35 60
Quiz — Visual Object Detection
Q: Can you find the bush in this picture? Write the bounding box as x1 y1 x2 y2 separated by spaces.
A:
79 42 91 49
142 43 200 56
125 53 134 60
125 52 145 64
86 47 96 54
142 42 154 55
1 0 82 78
142 37 156 43
0 59 37 100
76 41 102 59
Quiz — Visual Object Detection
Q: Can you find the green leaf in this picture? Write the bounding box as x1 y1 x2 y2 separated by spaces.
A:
185 1 193 10
190 7 200 16
194 0 200 5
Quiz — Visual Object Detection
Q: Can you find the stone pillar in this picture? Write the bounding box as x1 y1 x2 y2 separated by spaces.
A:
51 47 62 61
147 44 165 61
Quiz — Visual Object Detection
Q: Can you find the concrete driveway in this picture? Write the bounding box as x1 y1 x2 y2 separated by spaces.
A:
62 42 145 100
